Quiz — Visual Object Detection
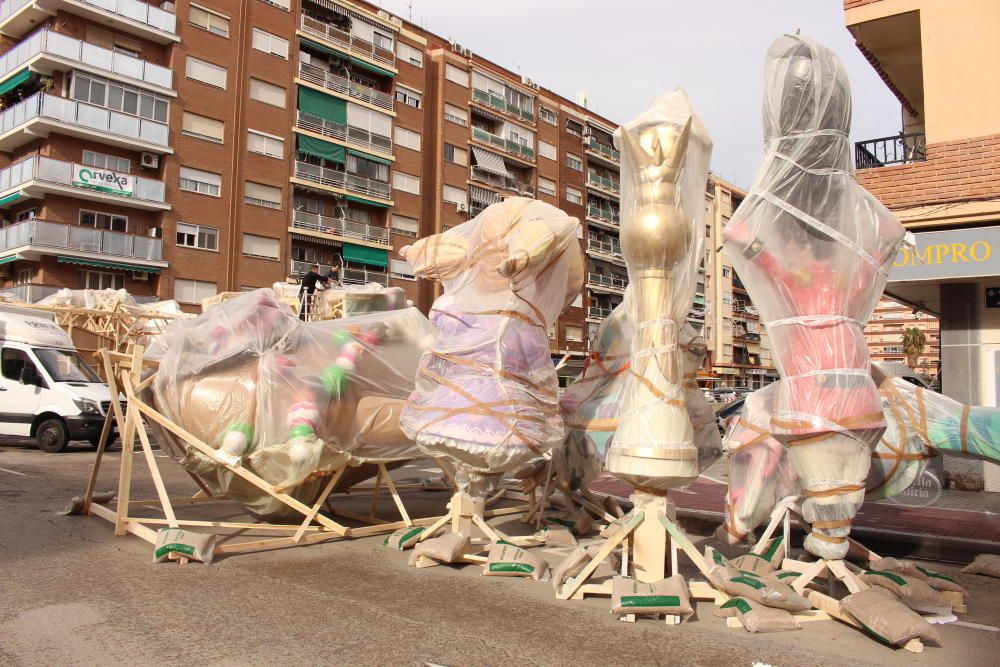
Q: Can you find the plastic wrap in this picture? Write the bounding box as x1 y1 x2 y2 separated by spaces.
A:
605 89 713 492
312 284 408 320
398 197 584 489
720 35 907 558
37 287 137 311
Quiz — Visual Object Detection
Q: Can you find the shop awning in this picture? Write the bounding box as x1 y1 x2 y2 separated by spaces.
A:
349 56 395 78
471 146 510 177
0 68 30 96
297 86 347 125
345 194 390 208
0 192 23 207
57 256 161 273
342 243 387 267
297 134 346 164
348 148 391 165
0 255 18 266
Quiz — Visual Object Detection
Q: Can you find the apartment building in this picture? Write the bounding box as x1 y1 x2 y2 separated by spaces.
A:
866 297 940 376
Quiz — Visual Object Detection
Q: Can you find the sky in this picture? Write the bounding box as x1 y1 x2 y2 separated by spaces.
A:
373 0 901 189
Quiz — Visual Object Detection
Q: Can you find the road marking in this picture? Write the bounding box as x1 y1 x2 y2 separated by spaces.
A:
0 466 27 476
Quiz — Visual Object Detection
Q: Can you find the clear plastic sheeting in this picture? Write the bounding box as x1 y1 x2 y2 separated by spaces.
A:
721 35 907 559
38 287 137 311
147 289 434 516
312 284 408 320
605 89 713 492
399 197 584 489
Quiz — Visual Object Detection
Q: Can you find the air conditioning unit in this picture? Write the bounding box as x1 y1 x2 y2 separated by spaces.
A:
140 152 159 169
128 270 148 282
582 126 593 138
148 227 162 238
456 202 468 213
450 42 470 57
520 75 539 90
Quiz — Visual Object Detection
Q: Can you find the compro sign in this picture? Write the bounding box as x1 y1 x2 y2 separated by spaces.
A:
72 164 133 197
889 225 1000 282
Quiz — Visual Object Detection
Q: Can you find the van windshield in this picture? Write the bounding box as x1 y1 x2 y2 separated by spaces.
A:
34 348 102 383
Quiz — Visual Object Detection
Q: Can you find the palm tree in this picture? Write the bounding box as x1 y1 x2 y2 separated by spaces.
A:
902 326 927 368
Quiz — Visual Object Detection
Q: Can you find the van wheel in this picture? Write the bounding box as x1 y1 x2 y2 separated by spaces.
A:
36 418 69 453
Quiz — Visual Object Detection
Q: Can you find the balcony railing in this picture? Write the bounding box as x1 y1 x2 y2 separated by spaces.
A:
471 88 534 123
470 166 534 196
0 91 169 146
2 283 60 303
471 127 535 160
0 218 163 260
587 306 612 320
298 62 393 111
0 29 172 91
343 266 388 286
855 132 927 170
300 15 395 68
0 0 176 35
294 160 391 200
290 259 335 277
0 155 166 203
586 136 620 162
586 171 620 194
586 272 627 291
292 209 390 247
587 203 619 226
295 110 391 155
587 238 622 258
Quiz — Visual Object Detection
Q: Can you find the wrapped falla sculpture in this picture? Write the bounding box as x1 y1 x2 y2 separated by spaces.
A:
604 89 713 492
398 197 584 497
721 34 908 559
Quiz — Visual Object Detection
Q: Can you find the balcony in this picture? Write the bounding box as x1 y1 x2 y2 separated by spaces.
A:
587 237 623 262
0 218 165 266
295 110 391 156
0 91 170 153
470 166 534 197
471 88 534 123
291 210 390 248
0 0 177 44
586 171 620 196
586 136 620 164
289 259 389 287
299 15 395 69
298 62 393 111
0 29 173 94
0 156 168 210
586 272 627 294
587 306 612 321
293 160 392 202
855 132 926 170
1 282 59 302
587 203 619 228
471 127 535 161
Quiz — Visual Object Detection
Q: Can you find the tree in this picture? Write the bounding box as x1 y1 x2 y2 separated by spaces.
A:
902 326 926 368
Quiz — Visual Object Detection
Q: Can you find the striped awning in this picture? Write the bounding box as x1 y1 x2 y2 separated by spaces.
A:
471 146 510 177
57 256 161 273
469 185 501 206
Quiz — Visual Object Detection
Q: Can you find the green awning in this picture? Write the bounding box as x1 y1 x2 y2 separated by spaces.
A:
341 243 388 267
297 86 347 124
0 255 18 266
57 256 161 273
297 135 346 164
348 56 395 78
0 191 23 207
345 194 390 208
300 36 347 60
347 148 391 166
0 68 31 95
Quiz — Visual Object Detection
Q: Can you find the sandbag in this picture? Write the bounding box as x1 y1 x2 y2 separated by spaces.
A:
963 554 1000 578
915 566 967 594
410 532 469 564
841 588 941 646
383 526 425 550
536 524 578 547
153 528 216 565
869 557 929 582
705 546 808 612
732 536 785 576
611 575 693 618
715 597 800 633
551 545 596 592
860 570 952 615
483 541 548 580
704 546 741 589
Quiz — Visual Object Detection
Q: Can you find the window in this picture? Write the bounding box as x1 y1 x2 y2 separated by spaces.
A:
294 195 322 214
390 258 415 280
397 42 422 67
346 102 392 138
722 266 732 278
15 208 36 222
77 270 124 290
395 86 421 109
260 0 289 9
539 107 557 125
445 64 468 86
566 153 583 171
247 129 283 158
444 144 467 166
242 233 280 259
189 4 229 37
565 186 582 205
72 72 168 123
291 245 319 263
443 185 466 205
252 28 288 58
174 278 217 305
539 141 556 160
372 31 392 50
182 112 224 143
393 172 420 195
394 126 421 151
571 293 583 308
565 325 583 342
537 177 556 197
186 56 227 89
80 210 127 232
176 222 218 250
244 181 282 209
179 167 222 197
1 347 33 382
346 153 388 182
82 150 129 173
14 268 32 285
566 119 583 136
444 103 468 126
249 78 286 108
391 214 418 237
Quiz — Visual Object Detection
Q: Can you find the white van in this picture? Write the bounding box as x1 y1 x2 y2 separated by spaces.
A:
0 304 116 452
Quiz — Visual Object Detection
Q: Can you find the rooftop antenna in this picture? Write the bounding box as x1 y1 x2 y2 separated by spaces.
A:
404 0 413 21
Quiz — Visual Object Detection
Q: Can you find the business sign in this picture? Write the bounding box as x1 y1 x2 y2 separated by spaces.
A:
72 164 133 197
889 225 1000 282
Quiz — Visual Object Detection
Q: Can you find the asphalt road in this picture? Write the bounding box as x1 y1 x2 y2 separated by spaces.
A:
2 439 999 666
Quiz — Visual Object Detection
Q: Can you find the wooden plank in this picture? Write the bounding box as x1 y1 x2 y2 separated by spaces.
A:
379 462 412 526
792 559 829 595
571 580 613 600
88 502 158 544
657 514 711 577
558 511 643 600
941 591 967 614
828 559 868 594
293 467 345 542
124 378 178 528
82 406 114 515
